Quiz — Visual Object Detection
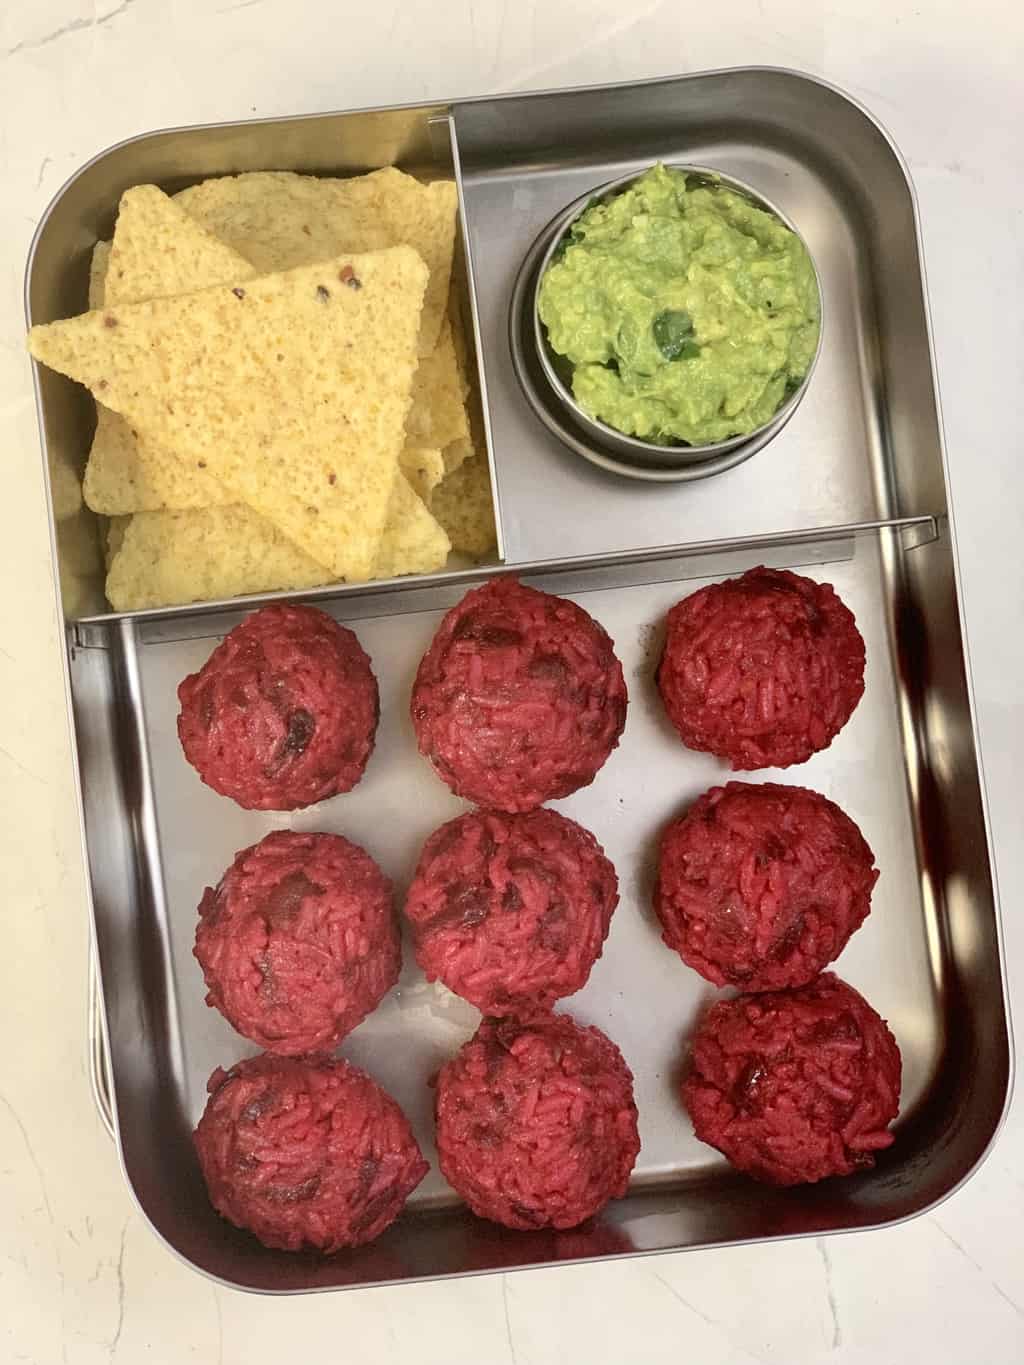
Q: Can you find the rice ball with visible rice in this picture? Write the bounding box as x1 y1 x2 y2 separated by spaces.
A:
195 830 399 1056
657 567 865 770
405 808 618 1015
194 1054 427 1251
435 1012 640 1230
655 781 877 992
411 577 627 812
683 973 901 1186
178 603 378 811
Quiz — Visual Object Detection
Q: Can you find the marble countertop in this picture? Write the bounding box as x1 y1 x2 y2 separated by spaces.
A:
1 1 1021 1361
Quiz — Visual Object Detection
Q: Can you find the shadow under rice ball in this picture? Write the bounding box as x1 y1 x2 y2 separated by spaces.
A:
655 782 877 992
657 567 865 770
178 603 379 811
411 577 627 812
435 1012 639 1230
194 1054 427 1252
195 830 400 1055
405 808 618 1015
683 973 901 1186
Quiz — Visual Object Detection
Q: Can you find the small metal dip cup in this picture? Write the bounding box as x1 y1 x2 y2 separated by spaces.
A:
524 165 823 479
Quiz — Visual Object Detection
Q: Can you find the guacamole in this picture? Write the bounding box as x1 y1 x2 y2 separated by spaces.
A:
537 164 820 446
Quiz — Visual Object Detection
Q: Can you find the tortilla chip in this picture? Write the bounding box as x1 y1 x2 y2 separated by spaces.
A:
398 446 445 503
373 472 450 579
88 242 111 309
83 190 254 513
405 319 468 449
431 453 497 557
29 247 428 581
442 435 474 476
106 185 255 304
85 405 233 514
106 506 330 610
175 168 456 354
104 515 130 569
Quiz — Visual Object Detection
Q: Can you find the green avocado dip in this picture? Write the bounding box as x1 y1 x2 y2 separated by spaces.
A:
537 164 821 446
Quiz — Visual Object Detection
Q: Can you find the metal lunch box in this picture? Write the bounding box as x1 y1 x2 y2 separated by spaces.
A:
27 66 1011 1293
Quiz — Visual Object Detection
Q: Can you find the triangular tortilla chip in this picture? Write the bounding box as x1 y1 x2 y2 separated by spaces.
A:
29 246 428 581
175 168 456 354
105 468 448 608
398 445 446 503
106 505 330 610
105 185 255 304
84 188 254 512
431 451 497 557
404 318 469 449
442 434 474 475
374 469 450 579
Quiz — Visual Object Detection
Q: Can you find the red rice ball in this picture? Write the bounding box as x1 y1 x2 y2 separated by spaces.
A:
194 1054 427 1252
435 1012 640 1230
411 577 627 812
195 830 400 1056
683 973 901 1186
405 808 618 1015
178 603 379 811
655 782 878 991
657 567 865 769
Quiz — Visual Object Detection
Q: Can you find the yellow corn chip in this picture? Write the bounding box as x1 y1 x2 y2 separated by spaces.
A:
405 319 469 449
104 515 130 569
442 435 474 475
106 506 330 610
399 446 446 503
175 168 456 354
29 247 428 581
85 197 447 593
431 453 498 558
83 189 254 513
106 185 255 304
85 404 233 514
88 241 111 309
374 471 450 579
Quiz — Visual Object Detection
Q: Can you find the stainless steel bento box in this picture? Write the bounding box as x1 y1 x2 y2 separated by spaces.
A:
27 67 1011 1294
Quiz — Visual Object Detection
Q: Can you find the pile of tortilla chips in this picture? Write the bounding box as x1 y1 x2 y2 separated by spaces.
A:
28 169 497 611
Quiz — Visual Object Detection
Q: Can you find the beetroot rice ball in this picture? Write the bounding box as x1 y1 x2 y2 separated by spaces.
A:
405 808 618 1015
657 567 865 769
411 577 627 812
195 830 400 1056
194 1054 427 1252
435 1012 639 1230
178 603 379 811
683 973 901 1186
655 782 878 992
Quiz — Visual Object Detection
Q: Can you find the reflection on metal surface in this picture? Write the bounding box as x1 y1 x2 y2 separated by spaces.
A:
88 947 115 1140
32 67 1009 1295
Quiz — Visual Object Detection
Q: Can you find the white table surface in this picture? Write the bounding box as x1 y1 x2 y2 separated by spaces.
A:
1 2 1021 1361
